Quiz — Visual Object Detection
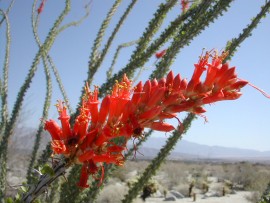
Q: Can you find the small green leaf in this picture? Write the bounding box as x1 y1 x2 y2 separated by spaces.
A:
5 197 14 203
14 193 20 200
20 185 28 193
41 164 55 176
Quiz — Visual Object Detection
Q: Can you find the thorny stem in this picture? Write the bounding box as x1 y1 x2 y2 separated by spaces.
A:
0 0 71 199
0 9 11 135
87 0 138 87
26 0 52 183
87 0 122 85
0 8 11 200
224 0 270 61
99 0 178 96
0 0 15 27
122 113 195 203
56 0 91 35
72 0 123 123
59 165 82 203
22 160 67 203
106 39 139 79
153 0 232 78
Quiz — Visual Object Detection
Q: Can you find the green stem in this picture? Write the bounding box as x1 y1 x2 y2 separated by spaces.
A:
35 142 52 167
106 40 139 79
153 0 232 78
0 9 11 136
71 0 123 122
59 165 82 203
22 160 67 203
56 1 91 35
87 0 122 85
0 0 71 199
0 0 15 27
258 182 270 203
122 113 196 203
26 0 52 183
225 0 270 61
98 0 204 97
87 0 138 87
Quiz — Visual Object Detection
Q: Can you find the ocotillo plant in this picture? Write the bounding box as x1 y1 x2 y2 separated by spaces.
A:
0 1 270 203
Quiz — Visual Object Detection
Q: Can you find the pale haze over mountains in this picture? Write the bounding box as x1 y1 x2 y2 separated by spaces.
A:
12 128 270 162
130 136 270 162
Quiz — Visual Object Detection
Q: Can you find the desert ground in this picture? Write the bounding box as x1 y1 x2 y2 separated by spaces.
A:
95 160 270 203
6 146 270 202
143 191 253 203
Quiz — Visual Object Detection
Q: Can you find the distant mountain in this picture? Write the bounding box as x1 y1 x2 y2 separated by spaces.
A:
129 137 270 162
12 128 270 162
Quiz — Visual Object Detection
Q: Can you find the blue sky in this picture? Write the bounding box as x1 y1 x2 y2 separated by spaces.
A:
1 0 270 151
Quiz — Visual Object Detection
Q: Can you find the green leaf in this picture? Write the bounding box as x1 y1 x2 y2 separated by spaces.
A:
20 185 28 193
40 164 55 176
5 197 13 203
14 193 20 200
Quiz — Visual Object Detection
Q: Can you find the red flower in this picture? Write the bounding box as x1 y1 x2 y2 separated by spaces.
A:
44 50 251 189
181 0 189 12
37 0 46 14
155 49 167 59
77 163 90 188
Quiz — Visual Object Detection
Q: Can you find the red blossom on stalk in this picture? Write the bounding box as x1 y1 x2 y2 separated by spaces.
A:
44 51 250 189
155 49 167 59
37 0 46 14
181 0 189 12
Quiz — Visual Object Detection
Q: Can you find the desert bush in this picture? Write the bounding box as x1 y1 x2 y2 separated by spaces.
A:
96 183 127 203
230 162 270 193
246 191 261 203
172 183 190 197
158 161 189 189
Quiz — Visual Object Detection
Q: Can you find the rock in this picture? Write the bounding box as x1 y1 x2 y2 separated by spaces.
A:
233 184 245 191
154 190 163 197
203 191 220 198
169 190 185 199
163 195 177 201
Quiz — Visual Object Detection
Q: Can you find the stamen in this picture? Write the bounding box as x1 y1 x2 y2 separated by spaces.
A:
247 81 270 99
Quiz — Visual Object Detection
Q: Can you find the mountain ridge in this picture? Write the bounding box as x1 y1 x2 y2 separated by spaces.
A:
11 128 270 162
131 136 270 161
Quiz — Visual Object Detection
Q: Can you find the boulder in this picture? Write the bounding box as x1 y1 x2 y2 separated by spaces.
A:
163 195 177 201
169 190 185 199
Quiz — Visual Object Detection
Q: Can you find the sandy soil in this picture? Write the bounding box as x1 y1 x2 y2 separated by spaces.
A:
143 191 252 203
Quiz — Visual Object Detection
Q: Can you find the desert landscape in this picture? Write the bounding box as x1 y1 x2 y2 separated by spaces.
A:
94 159 270 203
5 132 270 202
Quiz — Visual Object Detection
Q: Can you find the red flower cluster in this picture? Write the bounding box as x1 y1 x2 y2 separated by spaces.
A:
44 51 248 188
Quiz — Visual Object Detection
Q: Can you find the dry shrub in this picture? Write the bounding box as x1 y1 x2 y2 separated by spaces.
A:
172 183 190 197
111 165 131 182
246 191 261 203
112 160 149 182
232 162 270 192
158 161 189 189
96 183 127 203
